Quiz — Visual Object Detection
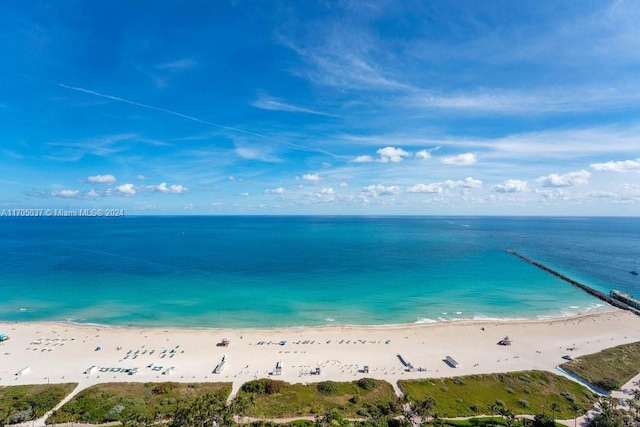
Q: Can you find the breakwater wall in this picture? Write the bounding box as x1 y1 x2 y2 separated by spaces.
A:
506 250 640 316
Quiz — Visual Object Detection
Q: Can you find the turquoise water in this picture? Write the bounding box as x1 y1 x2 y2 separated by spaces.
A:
1 216 639 327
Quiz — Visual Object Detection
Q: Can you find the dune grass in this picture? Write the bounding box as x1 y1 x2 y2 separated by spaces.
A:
399 370 596 419
47 381 231 425
560 341 640 391
236 378 400 419
0 383 77 425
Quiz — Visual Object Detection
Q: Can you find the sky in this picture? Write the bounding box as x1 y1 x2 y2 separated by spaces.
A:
1 0 639 216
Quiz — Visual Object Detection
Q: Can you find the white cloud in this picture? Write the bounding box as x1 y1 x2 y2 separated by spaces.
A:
354 147 410 164
590 157 640 172
354 155 374 163
151 182 188 194
536 189 567 200
493 179 528 193
415 149 431 160
86 189 100 198
302 173 321 183
407 183 442 194
320 188 334 195
87 174 116 184
137 175 146 180
441 153 477 166
407 177 482 194
457 177 483 188
339 182 348 187
116 183 137 196
265 187 285 194
53 189 80 198
362 185 401 197
536 170 590 187
377 146 410 163
241 192 250 197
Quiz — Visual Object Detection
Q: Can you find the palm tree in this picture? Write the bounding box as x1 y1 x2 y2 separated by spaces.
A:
413 395 436 423
570 402 584 427
498 407 516 427
431 412 443 427
229 394 253 424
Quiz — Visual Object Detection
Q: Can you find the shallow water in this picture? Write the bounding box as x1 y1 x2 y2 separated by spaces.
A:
1 216 638 327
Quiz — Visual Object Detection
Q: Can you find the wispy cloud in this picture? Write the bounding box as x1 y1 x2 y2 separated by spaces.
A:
235 146 282 163
251 94 334 117
441 153 477 166
46 134 139 161
157 58 197 71
56 83 272 138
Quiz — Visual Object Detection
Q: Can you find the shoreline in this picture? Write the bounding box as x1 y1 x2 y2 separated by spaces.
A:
2 308 640 395
3 301 611 333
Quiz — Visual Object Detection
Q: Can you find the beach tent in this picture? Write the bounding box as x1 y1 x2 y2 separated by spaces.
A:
0 334 8 341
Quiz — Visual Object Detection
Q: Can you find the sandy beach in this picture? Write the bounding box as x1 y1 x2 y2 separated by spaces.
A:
2 308 640 399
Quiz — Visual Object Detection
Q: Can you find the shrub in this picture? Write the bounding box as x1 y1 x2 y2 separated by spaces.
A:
7 407 34 424
151 382 176 395
453 378 466 386
495 399 505 407
241 379 286 395
594 378 619 391
518 399 529 408
506 387 515 394
357 377 379 391
317 381 340 395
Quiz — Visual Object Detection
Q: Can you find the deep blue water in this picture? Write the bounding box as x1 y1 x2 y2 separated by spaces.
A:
1 216 639 327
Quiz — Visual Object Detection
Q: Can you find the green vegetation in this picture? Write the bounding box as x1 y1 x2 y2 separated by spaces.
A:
237 378 399 419
587 394 640 427
399 370 596 419
435 418 507 426
560 341 640 391
0 383 77 425
47 382 231 425
8 368 631 426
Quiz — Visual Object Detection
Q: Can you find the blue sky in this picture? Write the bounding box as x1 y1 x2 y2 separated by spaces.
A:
1 1 640 215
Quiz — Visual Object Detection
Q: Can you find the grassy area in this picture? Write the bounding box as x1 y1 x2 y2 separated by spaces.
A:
0 383 77 425
399 370 596 419
560 341 640 391
236 378 400 418
47 382 231 425
438 418 506 426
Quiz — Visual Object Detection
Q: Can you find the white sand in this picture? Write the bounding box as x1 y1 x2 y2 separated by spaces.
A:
1 308 639 399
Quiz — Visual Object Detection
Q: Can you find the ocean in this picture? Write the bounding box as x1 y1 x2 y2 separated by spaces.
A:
1 216 639 328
